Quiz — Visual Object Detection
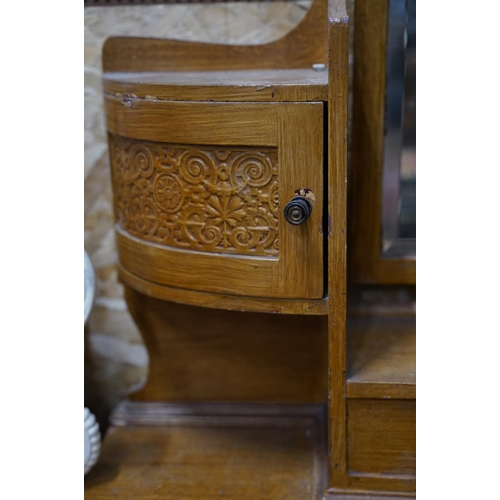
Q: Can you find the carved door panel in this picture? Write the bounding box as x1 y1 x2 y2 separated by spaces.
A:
106 99 324 299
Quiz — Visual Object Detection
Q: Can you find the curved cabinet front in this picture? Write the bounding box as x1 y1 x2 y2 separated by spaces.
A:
106 97 324 299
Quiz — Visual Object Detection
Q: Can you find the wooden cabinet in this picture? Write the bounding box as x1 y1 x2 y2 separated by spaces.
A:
106 99 324 299
85 1 416 500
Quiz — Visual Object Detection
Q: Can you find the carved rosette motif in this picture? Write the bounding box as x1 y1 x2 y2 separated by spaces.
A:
109 135 280 257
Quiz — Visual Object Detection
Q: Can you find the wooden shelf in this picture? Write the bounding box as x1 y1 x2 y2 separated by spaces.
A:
85 402 328 500
103 68 328 102
347 316 416 400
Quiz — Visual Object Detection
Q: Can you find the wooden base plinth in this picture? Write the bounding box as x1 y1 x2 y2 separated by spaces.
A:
84 402 328 500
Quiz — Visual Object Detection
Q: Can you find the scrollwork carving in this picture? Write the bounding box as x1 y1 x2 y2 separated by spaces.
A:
109 135 280 257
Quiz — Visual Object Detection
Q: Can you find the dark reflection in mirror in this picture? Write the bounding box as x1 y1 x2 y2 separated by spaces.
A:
399 0 415 238
382 0 416 253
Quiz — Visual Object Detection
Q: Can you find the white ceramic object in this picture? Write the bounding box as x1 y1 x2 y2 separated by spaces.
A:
84 250 96 324
84 407 101 475
84 252 100 474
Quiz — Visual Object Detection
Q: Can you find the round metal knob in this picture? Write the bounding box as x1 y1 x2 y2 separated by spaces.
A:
284 196 312 225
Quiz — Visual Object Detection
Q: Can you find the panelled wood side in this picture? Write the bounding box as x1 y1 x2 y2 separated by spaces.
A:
125 287 329 403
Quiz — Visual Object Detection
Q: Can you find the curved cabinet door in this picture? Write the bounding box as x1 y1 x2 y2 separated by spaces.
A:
106 98 324 299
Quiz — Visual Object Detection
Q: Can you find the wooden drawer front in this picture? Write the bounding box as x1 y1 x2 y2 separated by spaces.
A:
347 399 416 478
106 98 324 299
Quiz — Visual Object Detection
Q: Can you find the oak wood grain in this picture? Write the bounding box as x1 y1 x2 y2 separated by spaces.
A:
347 316 415 399
105 97 279 145
327 0 349 489
118 264 328 315
102 0 328 73
125 286 329 403
103 68 329 103
85 402 328 500
106 100 325 299
347 399 416 491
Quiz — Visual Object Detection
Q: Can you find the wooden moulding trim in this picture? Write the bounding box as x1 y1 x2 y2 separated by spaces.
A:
341 468 415 494
324 487 415 499
346 382 415 400
345 477 415 495
102 68 329 103
102 0 328 73
348 472 416 481
118 264 328 315
327 0 349 489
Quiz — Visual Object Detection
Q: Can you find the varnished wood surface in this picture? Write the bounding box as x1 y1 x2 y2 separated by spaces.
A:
327 0 349 490
102 0 328 73
118 265 328 315
347 399 416 489
94 1 419 497
107 100 325 299
349 0 416 284
125 286 329 403
347 316 415 399
85 402 328 500
324 489 415 499
104 68 328 102
106 96 280 145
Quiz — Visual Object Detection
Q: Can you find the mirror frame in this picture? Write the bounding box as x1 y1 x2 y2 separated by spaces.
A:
349 0 416 284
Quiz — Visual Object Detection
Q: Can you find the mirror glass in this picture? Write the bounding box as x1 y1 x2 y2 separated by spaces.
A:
382 0 416 254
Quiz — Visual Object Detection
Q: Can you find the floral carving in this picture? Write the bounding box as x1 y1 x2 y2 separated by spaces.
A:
154 175 184 212
109 135 280 257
